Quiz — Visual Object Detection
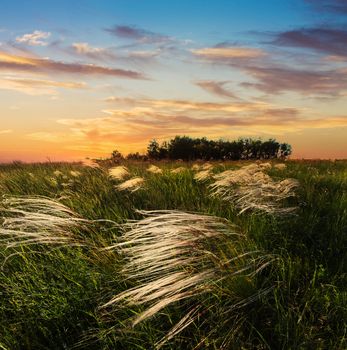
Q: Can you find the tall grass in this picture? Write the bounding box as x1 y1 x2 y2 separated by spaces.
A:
0 160 345 349
101 210 274 348
209 163 299 214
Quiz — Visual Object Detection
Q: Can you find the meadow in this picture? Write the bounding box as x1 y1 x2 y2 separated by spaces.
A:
0 159 346 349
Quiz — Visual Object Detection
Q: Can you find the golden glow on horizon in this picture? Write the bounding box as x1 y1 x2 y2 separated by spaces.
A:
0 23 347 161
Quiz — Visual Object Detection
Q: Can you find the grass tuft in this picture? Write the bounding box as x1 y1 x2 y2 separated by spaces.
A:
210 163 299 215
116 177 145 192
101 210 274 348
0 195 88 248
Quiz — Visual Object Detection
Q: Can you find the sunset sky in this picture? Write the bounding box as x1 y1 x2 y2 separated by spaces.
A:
0 0 346 161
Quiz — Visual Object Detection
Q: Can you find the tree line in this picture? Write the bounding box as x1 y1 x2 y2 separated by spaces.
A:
111 136 292 161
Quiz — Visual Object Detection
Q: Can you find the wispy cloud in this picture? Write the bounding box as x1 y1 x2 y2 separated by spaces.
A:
0 76 86 95
271 27 347 58
16 30 51 46
99 107 305 130
192 46 266 62
195 80 239 99
70 42 118 61
191 43 347 97
241 66 347 96
52 107 347 151
105 96 269 113
105 25 171 44
68 42 160 66
0 50 147 79
25 91 347 157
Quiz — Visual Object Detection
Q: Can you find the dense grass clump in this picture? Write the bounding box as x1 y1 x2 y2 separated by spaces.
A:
0 160 346 349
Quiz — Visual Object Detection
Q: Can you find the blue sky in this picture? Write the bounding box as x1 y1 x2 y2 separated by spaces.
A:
0 0 346 161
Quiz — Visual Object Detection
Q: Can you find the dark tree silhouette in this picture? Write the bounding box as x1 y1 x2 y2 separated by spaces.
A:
147 139 161 160
111 149 123 161
145 136 292 161
279 143 292 159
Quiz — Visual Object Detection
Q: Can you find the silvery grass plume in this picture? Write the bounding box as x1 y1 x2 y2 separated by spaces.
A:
70 170 81 177
82 159 100 168
259 162 272 170
274 163 286 170
194 169 212 182
147 165 163 174
171 166 186 174
109 166 130 181
0 196 88 248
100 210 274 348
191 163 202 171
201 162 214 170
171 167 186 174
116 177 144 193
210 163 299 215
53 170 63 177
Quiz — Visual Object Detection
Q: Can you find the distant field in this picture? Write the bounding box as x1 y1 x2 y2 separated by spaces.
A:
0 160 346 349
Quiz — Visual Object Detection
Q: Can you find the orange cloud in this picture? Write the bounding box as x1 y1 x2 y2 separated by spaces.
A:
0 50 146 79
192 47 266 59
105 96 269 113
0 76 86 95
23 99 347 158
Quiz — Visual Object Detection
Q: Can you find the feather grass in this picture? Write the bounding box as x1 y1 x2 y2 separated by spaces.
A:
194 169 212 182
274 163 286 170
116 177 145 192
0 196 87 248
201 162 214 170
109 166 130 181
210 164 298 215
82 159 100 168
191 163 202 171
70 170 81 177
101 210 274 348
147 165 163 174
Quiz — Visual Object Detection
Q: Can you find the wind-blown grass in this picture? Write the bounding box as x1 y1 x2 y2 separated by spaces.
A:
109 166 130 181
194 169 212 182
0 196 88 248
101 210 274 348
116 177 145 192
171 167 187 174
0 160 345 349
147 165 163 174
210 163 299 214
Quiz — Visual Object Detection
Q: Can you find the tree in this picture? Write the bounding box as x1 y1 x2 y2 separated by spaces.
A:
259 139 280 159
147 139 161 159
167 136 196 160
111 149 123 161
158 141 169 159
127 152 148 161
144 136 291 161
279 143 292 158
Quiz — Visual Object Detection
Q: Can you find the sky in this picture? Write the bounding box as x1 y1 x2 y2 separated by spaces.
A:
0 0 346 161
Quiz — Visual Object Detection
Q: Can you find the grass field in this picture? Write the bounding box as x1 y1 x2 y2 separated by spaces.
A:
0 160 346 349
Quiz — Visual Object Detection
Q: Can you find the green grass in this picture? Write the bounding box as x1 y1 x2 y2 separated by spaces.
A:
0 160 346 349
